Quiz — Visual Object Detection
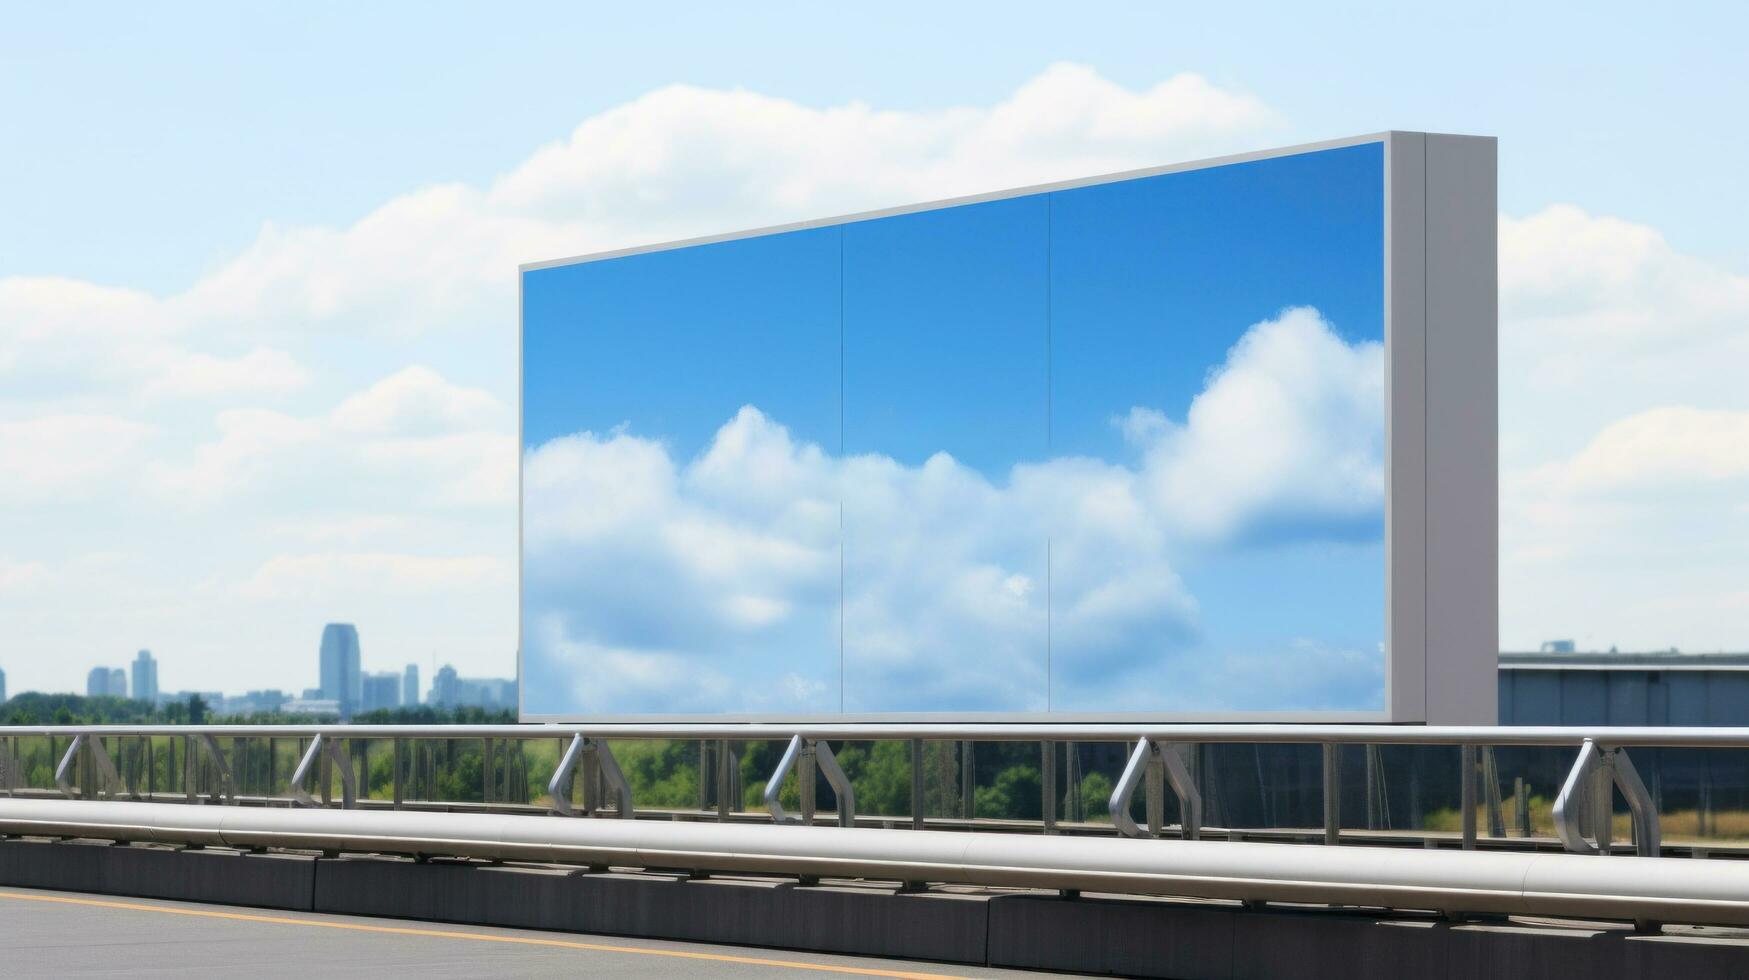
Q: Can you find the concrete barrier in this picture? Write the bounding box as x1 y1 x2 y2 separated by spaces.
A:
3 837 1748 978
315 856 990 964
0 838 314 910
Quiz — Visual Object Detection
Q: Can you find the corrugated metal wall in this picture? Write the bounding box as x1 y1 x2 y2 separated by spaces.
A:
1500 669 1749 726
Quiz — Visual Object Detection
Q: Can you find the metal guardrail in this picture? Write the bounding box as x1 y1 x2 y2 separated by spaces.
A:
6 723 1748 858
2 797 1745 929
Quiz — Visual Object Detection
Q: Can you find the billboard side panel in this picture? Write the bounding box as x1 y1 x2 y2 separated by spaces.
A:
1386 132 1428 722
1423 134 1499 724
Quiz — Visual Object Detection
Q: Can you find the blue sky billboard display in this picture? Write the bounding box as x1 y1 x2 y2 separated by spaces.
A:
519 132 1498 722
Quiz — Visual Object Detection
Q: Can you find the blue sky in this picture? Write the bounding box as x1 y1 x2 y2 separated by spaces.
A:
3 6 1746 698
6 3 1748 295
521 142 1386 715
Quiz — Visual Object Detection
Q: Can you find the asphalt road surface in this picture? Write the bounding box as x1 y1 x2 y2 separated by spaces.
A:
0 887 1086 978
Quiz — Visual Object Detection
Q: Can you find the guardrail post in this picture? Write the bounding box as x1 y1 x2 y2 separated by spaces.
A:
482 737 494 805
813 740 856 828
1110 738 1202 840
184 735 197 803
697 739 711 812
1482 747 1505 838
1460 744 1477 850
54 734 85 799
1590 757 1613 853
765 735 805 825
799 742 818 825
960 741 975 820
392 738 404 809
319 739 332 807
1144 746 1165 837
1552 740 1660 858
1041 740 1057 835
1322 744 1340 845
583 739 633 818
1364 744 1382 830
196 735 237 805
290 736 323 807
289 735 354 808
715 739 732 819
1065 743 1083 823
910 739 925 831
547 734 586 817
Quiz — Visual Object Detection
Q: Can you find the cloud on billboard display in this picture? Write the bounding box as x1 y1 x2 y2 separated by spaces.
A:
522 308 1384 714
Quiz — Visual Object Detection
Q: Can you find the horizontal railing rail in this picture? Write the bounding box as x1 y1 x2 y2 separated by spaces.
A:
5 723 1749 745
7 724 1749 860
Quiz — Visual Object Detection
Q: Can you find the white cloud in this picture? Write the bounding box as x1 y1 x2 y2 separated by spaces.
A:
523 310 1377 713
1542 406 1749 491
141 348 310 400
0 414 159 501
1134 306 1383 542
496 64 1276 239
331 365 503 436
0 556 51 592
142 368 510 507
1499 205 1749 652
237 552 507 601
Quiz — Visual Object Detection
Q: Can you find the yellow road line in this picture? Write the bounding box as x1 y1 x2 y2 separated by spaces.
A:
0 890 968 979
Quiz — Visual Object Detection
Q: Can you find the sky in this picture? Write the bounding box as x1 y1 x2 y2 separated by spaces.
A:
521 143 1388 716
3 3 1747 697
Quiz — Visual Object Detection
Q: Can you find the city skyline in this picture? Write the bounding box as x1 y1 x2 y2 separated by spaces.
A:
0 624 509 713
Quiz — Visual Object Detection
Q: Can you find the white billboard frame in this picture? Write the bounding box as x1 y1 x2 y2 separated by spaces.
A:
517 131 1498 725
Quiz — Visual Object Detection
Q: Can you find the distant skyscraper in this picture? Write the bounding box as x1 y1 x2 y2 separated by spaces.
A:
318 624 362 719
132 650 159 704
361 672 401 712
402 664 419 707
429 664 460 707
87 666 123 697
427 665 516 710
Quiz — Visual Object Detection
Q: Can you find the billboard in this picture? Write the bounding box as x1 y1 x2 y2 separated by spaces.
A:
520 132 1496 723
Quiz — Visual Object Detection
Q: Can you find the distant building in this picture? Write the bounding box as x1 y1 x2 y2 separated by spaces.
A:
361 672 401 712
0 665 7 704
428 664 516 710
1501 650 1749 725
1539 640 1576 654
281 698 341 717
87 666 125 698
131 650 159 704
402 664 420 707
318 624 362 719
220 690 290 715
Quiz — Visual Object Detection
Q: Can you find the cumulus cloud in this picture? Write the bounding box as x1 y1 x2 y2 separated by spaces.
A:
0 414 159 501
237 552 507 601
496 64 1276 237
140 348 310 400
1499 205 1749 653
1133 306 1384 542
142 366 511 507
522 309 1380 714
